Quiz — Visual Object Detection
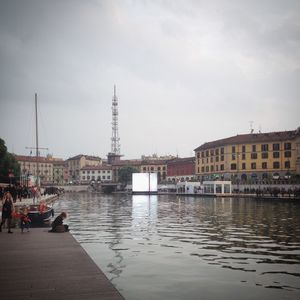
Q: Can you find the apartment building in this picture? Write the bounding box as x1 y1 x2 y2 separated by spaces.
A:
194 128 300 183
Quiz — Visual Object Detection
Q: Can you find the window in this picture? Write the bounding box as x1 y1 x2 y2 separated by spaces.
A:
273 152 280 158
92 170 95 174
251 163 256 169
206 150 209 157
216 156 219 162
232 154 236 160
210 165 214 172
206 166 209 172
210 157 213 163
261 144 269 152
220 164 224 171
262 162 267 169
210 149 214 156
158 167 161 171
201 167 204 172
252 145 256 152
82 171 85 174
231 163 237 170
87 176 90 180
232 146 236 153
221 147 224 154
221 155 224 161
163 167 166 170
216 149 219 155
284 151 291 158
102 176 105 179
285 161 290 169
242 145 246 153
201 151 204 158
143 167 146 171
197 152 200 158
251 153 257 159
273 143 280 151
206 158 209 163
82 176 85 180
242 153 246 160
273 161 280 169
87 170 90 174
107 176 111 180
261 152 268 159
150 167 154 171
242 163 246 170
284 143 291 150
202 158 204 164
216 165 219 171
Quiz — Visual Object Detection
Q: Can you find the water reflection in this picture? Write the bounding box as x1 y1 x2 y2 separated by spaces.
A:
54 194 300 299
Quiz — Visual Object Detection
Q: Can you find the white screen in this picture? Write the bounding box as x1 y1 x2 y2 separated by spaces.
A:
132 173 158 193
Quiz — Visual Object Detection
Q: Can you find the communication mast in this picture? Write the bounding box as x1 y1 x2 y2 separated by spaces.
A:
111 84 120 154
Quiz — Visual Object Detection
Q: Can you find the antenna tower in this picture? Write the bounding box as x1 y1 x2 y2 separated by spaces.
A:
111 85 120 154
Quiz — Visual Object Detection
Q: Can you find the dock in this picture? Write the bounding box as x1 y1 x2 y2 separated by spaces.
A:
0 228 124 300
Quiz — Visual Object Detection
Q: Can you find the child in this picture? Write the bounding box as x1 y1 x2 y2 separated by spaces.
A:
20 210 31 233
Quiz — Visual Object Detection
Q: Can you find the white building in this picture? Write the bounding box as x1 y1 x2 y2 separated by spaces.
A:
80 165 112 183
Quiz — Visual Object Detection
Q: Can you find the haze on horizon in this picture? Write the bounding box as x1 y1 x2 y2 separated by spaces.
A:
0 0 299 160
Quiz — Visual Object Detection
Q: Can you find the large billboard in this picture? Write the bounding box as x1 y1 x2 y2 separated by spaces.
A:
132 173 158 193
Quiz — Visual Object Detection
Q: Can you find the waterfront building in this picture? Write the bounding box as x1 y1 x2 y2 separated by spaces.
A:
194 128 300 183
141 153 176 161
67 154 102 183
80 165 112 183
140 159 168 182
166 157 195 182
15 155 54 185
53 160 68 185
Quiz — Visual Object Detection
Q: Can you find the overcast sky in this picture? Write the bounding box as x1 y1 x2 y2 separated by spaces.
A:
0 0 299 160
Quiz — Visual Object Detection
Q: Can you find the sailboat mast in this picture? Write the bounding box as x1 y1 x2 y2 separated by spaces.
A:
35 93 39 187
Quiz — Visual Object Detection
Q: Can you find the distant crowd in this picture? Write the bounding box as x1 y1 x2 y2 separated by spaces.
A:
235 187 300 198
0 184 63 202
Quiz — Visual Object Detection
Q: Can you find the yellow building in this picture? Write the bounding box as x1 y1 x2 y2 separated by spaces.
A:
140 160 167 182
194 128 300 183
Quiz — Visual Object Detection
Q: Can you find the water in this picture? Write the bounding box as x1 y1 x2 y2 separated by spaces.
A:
54 193 300 300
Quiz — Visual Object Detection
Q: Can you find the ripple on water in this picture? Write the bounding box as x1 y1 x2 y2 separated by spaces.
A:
54 194 300 300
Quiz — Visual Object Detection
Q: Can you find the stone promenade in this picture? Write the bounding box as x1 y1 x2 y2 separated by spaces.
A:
0 228 124 300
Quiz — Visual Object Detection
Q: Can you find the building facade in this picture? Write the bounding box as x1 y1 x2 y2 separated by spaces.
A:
80 165 112 183
16 155 54 185
166 157 195 182
194 128 300 183
67 154 102 182
53 161 68 185
140 160 168 182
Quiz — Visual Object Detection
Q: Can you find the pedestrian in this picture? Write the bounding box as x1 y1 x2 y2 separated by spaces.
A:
20 209 31 233
0 192 14 233
49 212 69 233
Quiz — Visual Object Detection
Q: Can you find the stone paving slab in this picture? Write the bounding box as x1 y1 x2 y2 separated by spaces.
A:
0 228 124 300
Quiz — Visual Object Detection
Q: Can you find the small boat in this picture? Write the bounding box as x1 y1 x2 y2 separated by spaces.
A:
27 204 54 225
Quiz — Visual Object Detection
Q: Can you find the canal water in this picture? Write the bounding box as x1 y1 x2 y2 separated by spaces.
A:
54 193 300 300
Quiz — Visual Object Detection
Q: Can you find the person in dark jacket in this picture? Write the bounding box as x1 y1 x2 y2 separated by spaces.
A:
0 192 14 233
49 212 69 232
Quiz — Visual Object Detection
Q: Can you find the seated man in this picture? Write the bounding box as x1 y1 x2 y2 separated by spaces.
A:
49 212 69 232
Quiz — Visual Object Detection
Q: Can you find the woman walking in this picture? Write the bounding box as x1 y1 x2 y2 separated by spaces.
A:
0 192 14 233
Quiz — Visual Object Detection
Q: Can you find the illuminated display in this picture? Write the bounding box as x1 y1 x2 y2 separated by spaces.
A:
132 173 158 193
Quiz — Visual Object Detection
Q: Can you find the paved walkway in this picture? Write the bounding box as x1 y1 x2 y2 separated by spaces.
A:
0 228 124 300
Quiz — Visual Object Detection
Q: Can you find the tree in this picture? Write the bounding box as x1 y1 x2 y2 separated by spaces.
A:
118 166 139 185
0 138 20 183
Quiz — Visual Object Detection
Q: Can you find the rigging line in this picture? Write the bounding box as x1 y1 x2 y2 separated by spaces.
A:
24 98 35 154
37 99 50 156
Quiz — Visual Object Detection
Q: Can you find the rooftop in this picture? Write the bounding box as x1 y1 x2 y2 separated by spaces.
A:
194 129 300 151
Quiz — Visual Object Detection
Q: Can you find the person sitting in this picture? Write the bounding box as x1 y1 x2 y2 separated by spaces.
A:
49 212 69 233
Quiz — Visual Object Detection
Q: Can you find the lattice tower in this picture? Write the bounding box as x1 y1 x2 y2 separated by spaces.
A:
111 85 120 154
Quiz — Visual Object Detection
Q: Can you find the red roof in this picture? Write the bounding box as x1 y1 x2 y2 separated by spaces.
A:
81 165 112 171
194 129 300 151
15 155 53 163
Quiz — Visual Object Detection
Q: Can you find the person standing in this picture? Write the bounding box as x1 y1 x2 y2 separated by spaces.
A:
0 192 14 233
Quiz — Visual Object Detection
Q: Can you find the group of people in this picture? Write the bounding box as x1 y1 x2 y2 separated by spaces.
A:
1 190 68 233
0 184 39 203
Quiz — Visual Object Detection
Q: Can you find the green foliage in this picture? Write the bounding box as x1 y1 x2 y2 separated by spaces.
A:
0 138 20 182
118 166 139 184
